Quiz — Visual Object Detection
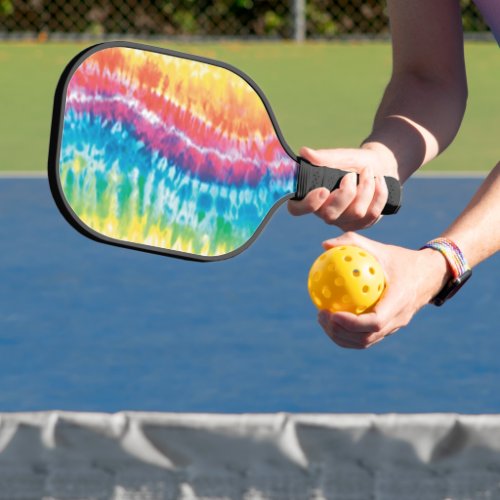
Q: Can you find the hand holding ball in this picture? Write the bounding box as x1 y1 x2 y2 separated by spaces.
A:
308 245 385 314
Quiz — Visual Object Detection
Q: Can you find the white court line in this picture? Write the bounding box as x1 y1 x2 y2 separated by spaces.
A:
0 170 489 179
0 171 47 178
414 170 487 178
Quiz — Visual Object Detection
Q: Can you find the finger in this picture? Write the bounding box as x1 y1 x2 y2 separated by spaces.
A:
317 310 333 330
365 213 384 229
332 293 402 339
329 326 380 349
330 311 385 335
362 175 389 224
319 311 371 348
319 310 391 349
331 323 372 347
315 172 357 224
330 336 365 349
361 328 399 348
385 328 400 337
364 335 386 348
323 172 390 231
339 214 383 232
342 164 376 221
288 188 330 216
367 289 411 335
320 321 365 349
330 317 390 349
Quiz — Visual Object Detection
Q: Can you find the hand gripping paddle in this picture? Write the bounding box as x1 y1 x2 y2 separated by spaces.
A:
48 41 401 262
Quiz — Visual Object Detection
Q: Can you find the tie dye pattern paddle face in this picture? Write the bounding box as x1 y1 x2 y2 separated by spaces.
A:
53 43 298 260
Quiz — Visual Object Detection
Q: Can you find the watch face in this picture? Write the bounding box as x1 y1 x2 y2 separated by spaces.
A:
432 269 472 306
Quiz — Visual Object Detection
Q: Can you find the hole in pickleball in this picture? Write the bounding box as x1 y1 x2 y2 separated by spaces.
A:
313 271 321 282
356 306 366 314
313 294 322 307
334 277 344 286
369 267 376 275
359 251 366 257
344 256 352 262
322 286 332 299
352 269 360 277
362 285 369 293
378 284 382 291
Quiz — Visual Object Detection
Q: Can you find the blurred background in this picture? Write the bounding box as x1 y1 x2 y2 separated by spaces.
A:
0 1 497 176
0 0 492 40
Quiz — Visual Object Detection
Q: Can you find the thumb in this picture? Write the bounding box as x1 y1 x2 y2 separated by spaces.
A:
299 146 324 165
299 147 365 170
321 233 389 273
322 231 368 250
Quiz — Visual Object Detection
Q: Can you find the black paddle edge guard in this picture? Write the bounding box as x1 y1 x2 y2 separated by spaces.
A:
293 157 402 215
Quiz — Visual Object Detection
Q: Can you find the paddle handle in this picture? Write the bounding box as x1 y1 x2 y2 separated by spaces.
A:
293 157 402 215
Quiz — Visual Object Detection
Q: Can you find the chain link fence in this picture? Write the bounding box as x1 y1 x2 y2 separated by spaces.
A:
0 0 491 40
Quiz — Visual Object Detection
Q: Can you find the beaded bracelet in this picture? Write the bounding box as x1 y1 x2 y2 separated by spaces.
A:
420 237 472 306
421 238 470 278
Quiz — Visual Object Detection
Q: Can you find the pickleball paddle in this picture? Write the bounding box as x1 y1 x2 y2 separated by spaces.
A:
48 41 401 261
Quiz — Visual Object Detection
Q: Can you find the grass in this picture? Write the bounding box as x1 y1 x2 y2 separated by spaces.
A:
0 40 497 172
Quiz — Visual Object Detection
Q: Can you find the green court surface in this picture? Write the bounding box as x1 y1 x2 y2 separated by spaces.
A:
0 41 497 173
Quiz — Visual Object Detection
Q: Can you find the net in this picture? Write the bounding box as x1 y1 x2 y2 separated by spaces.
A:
1 412 500 499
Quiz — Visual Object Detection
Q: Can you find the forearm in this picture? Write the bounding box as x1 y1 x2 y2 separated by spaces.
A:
419 162 500 302
441 162 500 267
362 73 467 182
361 0 467 183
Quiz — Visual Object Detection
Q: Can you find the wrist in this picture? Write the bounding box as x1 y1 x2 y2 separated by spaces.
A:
361 141 399 178
420 238 472 306
417 248 453 303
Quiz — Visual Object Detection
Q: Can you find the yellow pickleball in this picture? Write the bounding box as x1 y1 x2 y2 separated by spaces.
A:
308 245 385 314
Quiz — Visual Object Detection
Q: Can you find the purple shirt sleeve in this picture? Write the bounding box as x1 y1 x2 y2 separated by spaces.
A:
473 0 500 45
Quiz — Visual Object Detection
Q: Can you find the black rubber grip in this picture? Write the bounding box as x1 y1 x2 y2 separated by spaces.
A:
293 157 402 215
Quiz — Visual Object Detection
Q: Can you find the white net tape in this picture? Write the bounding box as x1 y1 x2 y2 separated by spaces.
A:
0 412 500 499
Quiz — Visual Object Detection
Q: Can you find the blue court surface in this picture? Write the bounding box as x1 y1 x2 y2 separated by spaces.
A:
0 176 498 413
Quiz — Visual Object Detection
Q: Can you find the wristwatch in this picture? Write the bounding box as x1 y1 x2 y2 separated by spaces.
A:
421 238 472 306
